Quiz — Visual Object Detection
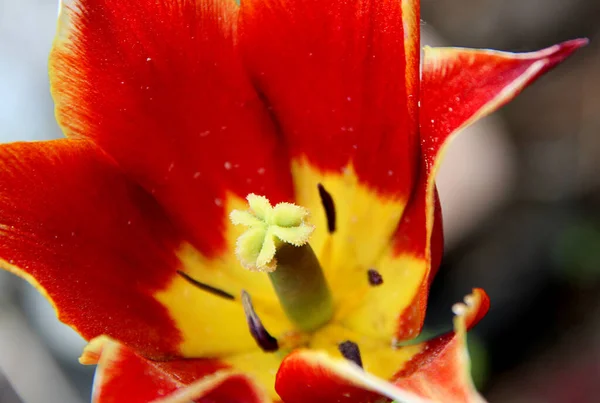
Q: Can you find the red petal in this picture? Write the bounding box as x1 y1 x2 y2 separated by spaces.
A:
240 0 420 196
388 39 587 340
393 289 491 403
239 0 422 312
51 0 293 257
276 290 490 403
0 139 295 358
91 337 269 403
339 177 443 342
275 351 426 403
420 39 589 170
0 139 184 357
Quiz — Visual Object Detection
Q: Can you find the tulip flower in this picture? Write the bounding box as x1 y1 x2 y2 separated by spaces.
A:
0 0 586 402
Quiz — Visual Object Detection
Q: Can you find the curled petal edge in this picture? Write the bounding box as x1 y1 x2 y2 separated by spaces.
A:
276 289 490 403
91 336 271 403
374 38 589 342
150 370 270 403
277 349 434 403
393 289 490 403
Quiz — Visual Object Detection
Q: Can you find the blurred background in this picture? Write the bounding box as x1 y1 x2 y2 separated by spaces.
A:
0 0 599 402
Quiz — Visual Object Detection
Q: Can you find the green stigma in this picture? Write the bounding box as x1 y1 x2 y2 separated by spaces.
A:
230 194 315 272
230 194 334 332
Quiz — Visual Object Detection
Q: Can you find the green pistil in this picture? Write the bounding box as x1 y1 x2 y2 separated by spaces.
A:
230 194 334 332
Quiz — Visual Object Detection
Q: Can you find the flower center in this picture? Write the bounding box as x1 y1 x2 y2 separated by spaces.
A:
230 194 334 333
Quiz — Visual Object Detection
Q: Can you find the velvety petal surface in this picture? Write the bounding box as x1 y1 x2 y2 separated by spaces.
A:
419 39 588 173
342 39 587 342
392 289 490 403
51 0 297 356
0 139 295 359
51 0 293 254
276 289 490 403
90 337 269 403
0 139 183 357
239 0 421 302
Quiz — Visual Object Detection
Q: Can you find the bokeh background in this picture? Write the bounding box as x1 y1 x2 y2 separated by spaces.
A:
0 0 599 402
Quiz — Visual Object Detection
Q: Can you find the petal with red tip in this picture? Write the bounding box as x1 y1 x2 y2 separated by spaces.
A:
240 0 420 185
239 0 421 292
0 140 292 359
420 39 589 166
51 0 293 257
392 289 490 403
50 0 298 357
343 39 587 342
275 350 428 403
275 289 490 403
0 139 182 357
91 337 269 403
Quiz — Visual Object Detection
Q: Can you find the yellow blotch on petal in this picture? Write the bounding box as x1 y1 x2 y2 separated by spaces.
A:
224 350 288 400
154 194 292 358
229 194 315 272
155 271 258 357
340 253 427 342
309 323 424 381
290 159 408 306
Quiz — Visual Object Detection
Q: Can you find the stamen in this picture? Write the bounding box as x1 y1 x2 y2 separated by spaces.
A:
317 183 336 233
241 290 279 352
338 340 363 368
367 268 384 286
177 271 235 300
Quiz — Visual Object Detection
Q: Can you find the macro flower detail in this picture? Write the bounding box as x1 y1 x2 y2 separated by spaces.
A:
0 0 586 402
230 194 315 272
